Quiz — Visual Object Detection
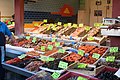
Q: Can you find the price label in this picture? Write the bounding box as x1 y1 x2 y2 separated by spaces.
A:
79 24 84 27
58 61 68 69
34 24 39 26
52 38 57 42
41 46 45 51
85 26 90 31
32 37 37 43
50 23 54 27
68 23 72 26
72 24 78 28
77 76 88 80
57 22 62 25
58 49 65 53
63 24 68 27
43 19 47 23
51 72 60 79
47 45 53 50
92 53 100 59
40 55 55 61
106 56 115 62
87 36 94 41
43 24 46 27
18 54 27 59
110 47 118 53
47 26 50 30
55 42 60 47
94 23 103 27
78 50 84 56
12 22 15 25
78 63 87 68
26 36 30 40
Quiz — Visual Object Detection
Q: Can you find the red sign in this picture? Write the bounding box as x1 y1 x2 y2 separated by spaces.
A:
51 4 74 17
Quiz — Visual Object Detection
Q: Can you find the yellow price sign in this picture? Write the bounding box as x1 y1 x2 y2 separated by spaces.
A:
79 23 84 27
68 23 72 26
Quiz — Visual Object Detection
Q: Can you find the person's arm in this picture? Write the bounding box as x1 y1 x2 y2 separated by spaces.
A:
4 23 15 42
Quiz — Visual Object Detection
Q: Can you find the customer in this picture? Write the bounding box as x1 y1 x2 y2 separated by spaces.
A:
0 21 15 80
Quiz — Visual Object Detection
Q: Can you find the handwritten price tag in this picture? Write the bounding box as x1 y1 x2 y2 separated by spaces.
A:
58 49 65 53
32 37 37 43
77 76 88 80
51 72 60 79
106 56 115 62
18 54 27 59
63 24 68 27
87 36 94 41
43 19 47 23
55 42 60 47
52 38 57 42
72 24 78 28
110 47 118 53
79 23 84 27
78 50 84 56
78 63 87 68
47 45 53 50
58 61 68 69
58 22 62 25
68 23 72 26
41 46 45 51
92 53 100 59
40 55 55 61
85 26 90 31
26 36 30 40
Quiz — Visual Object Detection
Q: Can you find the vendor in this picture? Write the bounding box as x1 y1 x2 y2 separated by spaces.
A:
0 21 15 80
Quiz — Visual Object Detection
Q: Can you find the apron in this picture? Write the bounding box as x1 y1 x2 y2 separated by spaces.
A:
0 32 6 79
0 32 6 62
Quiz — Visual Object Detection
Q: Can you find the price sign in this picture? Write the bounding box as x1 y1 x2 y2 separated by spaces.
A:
18 54 27 59
34 24 39 26
77 76 88 80
43 24 46 27
41 46 45 51
51 72 60 79
78 50 84 56
110 47 118 53
12 22 15 25
92 53 100 59
43 19 47 23
58 49 65 53
94 23 103 27
85 26 90 31
79 24 84 27
8 21 11 25
55 42 60 47
106 56 115 62
58 22 62 25
26 36 30 40
47 45 53 50
78 63 87 68
58 61 68 69
47 26 50 30
40 55 55 61
87 36 94 41
32 37 37 43
72 24 78 28
52 38 57 42
63 24 68 27
68 23 72 26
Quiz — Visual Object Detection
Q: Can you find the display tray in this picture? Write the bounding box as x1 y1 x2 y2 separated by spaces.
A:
6 48 25 58
101 28 120 36
57 71 98 80
96 58 120 69
6 44 34 53
2 62 36 77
